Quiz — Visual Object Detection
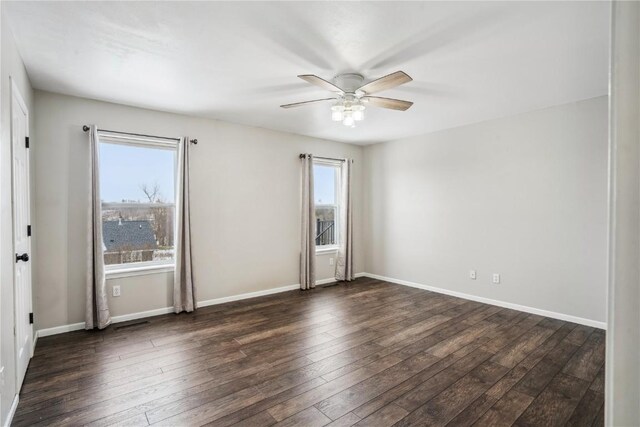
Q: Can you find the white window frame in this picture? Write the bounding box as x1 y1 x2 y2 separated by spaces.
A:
313 158 341 253
98 131 180 277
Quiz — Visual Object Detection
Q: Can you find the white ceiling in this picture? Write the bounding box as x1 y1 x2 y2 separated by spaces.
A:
5 1 609 145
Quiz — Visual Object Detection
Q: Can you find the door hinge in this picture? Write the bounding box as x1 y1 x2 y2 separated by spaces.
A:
29 313 33 324
25 136 29 149
27 225 31 237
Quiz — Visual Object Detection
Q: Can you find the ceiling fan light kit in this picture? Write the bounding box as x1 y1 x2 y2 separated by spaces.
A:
280 71 414 128
331 96 365 127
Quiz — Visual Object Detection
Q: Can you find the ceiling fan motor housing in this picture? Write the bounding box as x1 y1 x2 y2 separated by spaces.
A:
334 73 365 94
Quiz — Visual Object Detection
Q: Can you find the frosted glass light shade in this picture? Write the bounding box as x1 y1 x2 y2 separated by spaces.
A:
343 115 355 126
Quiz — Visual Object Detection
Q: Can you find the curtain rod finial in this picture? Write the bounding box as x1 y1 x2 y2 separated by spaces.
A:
83 125 90 132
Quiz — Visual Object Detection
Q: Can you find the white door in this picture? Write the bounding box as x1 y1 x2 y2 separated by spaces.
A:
11 79 32 390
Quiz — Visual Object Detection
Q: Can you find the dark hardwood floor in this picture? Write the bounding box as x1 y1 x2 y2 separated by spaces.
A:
14 278 605 426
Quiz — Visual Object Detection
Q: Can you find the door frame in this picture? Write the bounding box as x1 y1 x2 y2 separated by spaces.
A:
10 77 33 384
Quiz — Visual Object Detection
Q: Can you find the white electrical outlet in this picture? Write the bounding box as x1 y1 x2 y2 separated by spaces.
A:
112 285 121 297
492 273 500 284
329 258 334 266
469 270 477 280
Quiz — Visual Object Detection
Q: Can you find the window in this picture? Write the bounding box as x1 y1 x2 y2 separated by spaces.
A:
99 133 178 271
314 160 341 250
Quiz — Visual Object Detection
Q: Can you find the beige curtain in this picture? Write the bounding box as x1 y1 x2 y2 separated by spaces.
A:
174 137 197 313
300 154 316 290
85 125 111 330
336 159 354 281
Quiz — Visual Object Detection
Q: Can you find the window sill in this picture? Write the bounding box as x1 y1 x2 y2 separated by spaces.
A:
105 264 175 279
316 246 339 254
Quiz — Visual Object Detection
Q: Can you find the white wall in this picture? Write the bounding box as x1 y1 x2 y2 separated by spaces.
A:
363 96 608 325
33 90 364 331
606 2 640 424
0 7 34 426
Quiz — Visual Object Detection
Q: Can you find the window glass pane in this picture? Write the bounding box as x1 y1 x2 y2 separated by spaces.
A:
102 206 175 265
99 143 175 203
315 206 336 246
313 165 335 205
99 142 176 266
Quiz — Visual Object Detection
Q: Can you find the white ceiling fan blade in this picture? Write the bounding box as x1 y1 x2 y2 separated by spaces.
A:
298 75 344 93
357 71 413 95
363 96 413 111
280 98 335 109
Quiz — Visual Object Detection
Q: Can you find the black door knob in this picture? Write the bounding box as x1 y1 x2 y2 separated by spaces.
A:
15 253 29 263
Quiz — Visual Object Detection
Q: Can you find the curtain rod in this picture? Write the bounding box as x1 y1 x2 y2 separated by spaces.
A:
299 154 353 163
82 125 198 144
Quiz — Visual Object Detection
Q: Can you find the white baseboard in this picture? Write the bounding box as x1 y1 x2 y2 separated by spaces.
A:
32 330 39 355
198 284 299 308
316 273 367 286
3 394 19 427
37 322 86 337
111 307 175 323
316 277 337 286
361 272 606 330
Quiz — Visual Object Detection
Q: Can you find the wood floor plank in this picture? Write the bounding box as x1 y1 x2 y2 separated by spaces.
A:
13 279 604 427
476 321 578 406
19 370 218 427
317 310 469 384
267 354 403 422
223 410 277 427
375 315 452 347
325 412 361 427
562 329 606 382
314 352 440 420
396 360 508 426
565 324 595 346
353 403 408 426
273 406 331 427
444 393 497 427
140 377 256 425
565 389 605 427
472 389 533 426
351 308 548 420
104 412 150 427
394 350 494 413
592 402 605 427
445 321 574 427
426 321 497 357
204 377 327 427
490 325 557 369
234 313 338 345
589 364 606 394
514 372 591 427
512 339 580 398
152 386 266 426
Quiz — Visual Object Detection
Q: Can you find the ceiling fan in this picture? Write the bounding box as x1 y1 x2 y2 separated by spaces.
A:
280 71 414 127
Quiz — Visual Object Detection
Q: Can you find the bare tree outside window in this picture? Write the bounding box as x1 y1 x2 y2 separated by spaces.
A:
141 182 174 249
